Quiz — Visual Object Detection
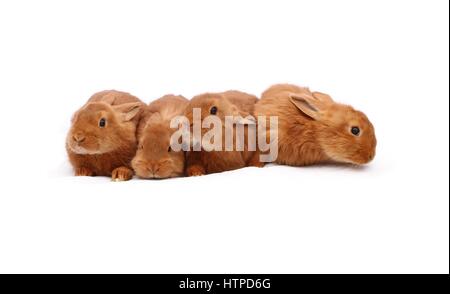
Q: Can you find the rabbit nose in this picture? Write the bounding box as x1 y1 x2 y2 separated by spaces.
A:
73 133 85 143
147 164 160 176
364 150 375 162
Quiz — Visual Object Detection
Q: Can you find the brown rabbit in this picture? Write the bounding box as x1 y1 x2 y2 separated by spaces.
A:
254 84 377 166
66 90 145 181
132 95 188 179
184 90 259 176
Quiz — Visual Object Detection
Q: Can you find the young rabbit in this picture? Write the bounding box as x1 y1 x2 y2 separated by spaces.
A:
184 91 259 176
254 84 377 166
131 95 188 179
66 90 145 181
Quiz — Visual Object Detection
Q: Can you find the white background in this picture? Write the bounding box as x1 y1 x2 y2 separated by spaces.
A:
0 0 448 273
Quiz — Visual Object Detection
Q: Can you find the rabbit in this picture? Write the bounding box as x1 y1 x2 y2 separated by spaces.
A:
254 84 377 166
66 90 145 181
131 95 189 179
184 90 259 176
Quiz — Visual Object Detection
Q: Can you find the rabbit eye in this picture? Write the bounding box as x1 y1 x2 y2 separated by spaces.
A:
99 118 106 128
210 106 218 115
351 126 360 136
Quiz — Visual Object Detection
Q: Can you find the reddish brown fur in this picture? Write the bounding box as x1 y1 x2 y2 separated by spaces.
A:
184 91 259 176
255 84 377 166
88 90 144 126
132 95 188 179
66 90 145 181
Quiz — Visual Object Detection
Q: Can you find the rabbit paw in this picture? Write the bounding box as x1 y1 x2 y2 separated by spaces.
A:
248 160 266 168
247 152 266 168
75 167 95 177
187 165 206 177
112 167 133 182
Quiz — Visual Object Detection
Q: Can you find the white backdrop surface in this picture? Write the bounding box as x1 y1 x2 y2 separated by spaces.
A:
0 0 448 273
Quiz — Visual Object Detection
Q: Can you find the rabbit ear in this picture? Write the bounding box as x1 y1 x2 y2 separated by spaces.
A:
235 115 256 125
289 93 324 120
102 93 117 105
231 106 256 125
147 112 163 125
312 92 333 104
113 102 142 121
